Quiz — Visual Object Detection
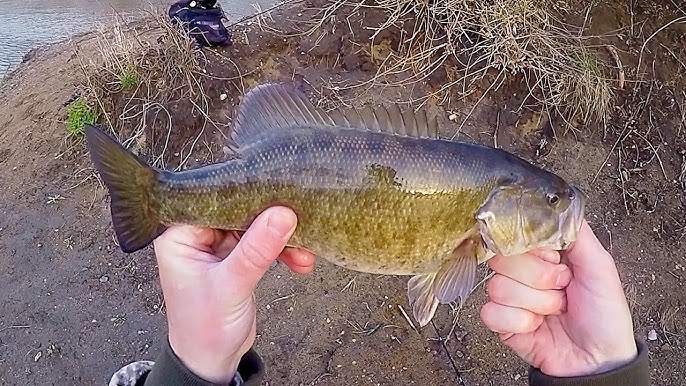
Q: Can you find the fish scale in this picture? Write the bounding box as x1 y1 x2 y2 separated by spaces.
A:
155 127 497 274
85 83 586 327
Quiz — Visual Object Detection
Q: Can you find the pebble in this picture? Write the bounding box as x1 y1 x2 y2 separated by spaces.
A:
647 329 657 341
99 275 109 283
220 93 228 101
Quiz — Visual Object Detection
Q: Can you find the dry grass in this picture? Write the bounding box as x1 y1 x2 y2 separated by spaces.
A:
75 8 212 170
680 151 686 193
302 0 615 128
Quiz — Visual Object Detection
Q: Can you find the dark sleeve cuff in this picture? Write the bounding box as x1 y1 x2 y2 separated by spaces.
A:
141 338 265 386
528 339 650 386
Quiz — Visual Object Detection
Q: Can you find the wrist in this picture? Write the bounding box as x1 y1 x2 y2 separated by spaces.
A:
168 333 242 384
589 339 638 375
530 339 650 385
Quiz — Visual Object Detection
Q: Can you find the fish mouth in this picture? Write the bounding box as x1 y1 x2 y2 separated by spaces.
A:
559 185 586 249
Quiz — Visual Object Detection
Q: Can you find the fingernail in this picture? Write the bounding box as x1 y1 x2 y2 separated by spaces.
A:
266 208 296 238
556 268 572 288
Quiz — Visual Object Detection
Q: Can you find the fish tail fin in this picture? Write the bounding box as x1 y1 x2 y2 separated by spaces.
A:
85 124 166 253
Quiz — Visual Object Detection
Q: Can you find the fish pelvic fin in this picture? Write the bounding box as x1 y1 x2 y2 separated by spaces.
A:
407 273 440 328
433 238 479 304
407 237 481 327
231 83 439 151
85 124 165 253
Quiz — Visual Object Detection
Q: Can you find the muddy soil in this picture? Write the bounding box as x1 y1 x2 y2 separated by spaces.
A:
0 1 684 385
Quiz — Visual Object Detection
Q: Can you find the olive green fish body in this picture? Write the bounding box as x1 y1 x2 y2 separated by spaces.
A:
153 127 518 275
85 83 586 328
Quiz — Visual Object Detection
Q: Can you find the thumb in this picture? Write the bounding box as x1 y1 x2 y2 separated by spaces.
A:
220 206 298 297
564 219 622 286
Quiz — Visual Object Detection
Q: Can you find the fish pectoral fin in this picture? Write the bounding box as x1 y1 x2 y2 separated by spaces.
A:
407 273 440 328
433 239 479 305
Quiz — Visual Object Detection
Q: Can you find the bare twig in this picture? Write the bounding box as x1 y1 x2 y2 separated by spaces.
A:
0 325 30 333
76 7 216 169
397 304 417 333
636 16 686 75
295 0 614 125
679 152 686 192
605 45 625 90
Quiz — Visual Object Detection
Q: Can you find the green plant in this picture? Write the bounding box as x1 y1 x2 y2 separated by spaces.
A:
66 98 98 136
117 67 139 89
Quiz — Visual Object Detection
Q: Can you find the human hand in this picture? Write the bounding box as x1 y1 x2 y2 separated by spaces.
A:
479 219 638 377
152 206 315 383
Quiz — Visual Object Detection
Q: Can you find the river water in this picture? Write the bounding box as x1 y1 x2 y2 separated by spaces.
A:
0 0 277 76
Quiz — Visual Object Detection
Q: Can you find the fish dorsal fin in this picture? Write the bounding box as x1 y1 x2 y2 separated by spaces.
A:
230 83 439 150
231 83 337 149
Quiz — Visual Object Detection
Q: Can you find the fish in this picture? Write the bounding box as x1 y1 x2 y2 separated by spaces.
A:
85 82 586 327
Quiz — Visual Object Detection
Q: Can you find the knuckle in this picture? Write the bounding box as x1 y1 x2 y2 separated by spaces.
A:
541 290 564 314
486 255 505 272
518 311 542 333
486 275 510 304
534 262 559 289
238 237 273 269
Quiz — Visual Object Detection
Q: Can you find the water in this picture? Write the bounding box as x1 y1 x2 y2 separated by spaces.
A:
0 0 277 76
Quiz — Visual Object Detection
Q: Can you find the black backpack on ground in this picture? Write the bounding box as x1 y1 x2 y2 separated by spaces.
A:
168 0 232 47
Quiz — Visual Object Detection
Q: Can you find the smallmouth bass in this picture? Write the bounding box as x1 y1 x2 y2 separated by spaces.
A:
85 83 586 326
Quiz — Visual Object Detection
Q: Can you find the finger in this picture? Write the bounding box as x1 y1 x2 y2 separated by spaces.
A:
565 220 617 273
532 248 561 264
488 253 572 290
212 230 240 259
278 248 316 274
486 274 567 315
155 225 219 253
220 206 298 295
153 226 220 269
480 302 544 334
562 219 626 295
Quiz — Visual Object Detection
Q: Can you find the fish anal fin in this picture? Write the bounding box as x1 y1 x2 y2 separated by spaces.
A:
407 273 440 327
433 238 479 305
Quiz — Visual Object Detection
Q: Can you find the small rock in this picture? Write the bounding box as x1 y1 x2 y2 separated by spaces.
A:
514 374 522 381
647 329 657 341
34 351 42 362
220 93 228 101
99 275 109 283
454 330 468 341
448 113 458 121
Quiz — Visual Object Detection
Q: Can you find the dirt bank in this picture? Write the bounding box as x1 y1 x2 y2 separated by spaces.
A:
0 1 684 385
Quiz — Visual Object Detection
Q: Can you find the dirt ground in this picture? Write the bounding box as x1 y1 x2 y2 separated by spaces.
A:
0 1 685 385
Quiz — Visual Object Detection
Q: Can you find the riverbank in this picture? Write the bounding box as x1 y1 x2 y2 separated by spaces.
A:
0 1 684 385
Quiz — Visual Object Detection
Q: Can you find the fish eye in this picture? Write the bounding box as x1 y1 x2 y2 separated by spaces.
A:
547 193 560 205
